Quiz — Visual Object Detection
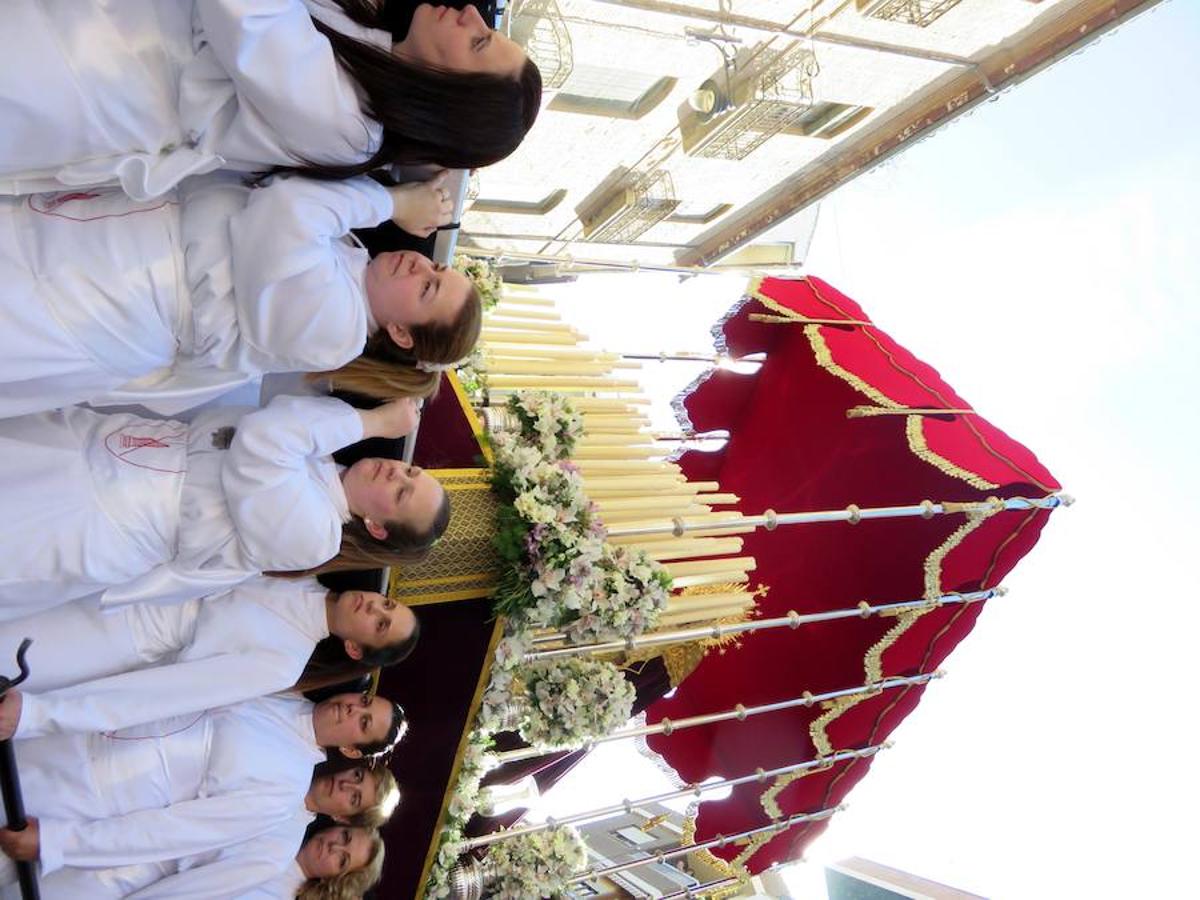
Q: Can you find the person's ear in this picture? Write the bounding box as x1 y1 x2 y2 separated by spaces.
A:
341 746 363 760
343 639 364 661
386 321 414 350
364 518 389 541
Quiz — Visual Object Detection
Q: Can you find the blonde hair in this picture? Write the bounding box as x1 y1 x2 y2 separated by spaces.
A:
296 829 385 900
321 356 441 402
354 764 400 829
313 279 483 402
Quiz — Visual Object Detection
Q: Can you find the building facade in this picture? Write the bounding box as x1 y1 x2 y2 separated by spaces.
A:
566 802 704 898
464 0 1164 269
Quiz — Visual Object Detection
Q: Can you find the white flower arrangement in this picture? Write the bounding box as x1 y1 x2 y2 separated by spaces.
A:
487 826 588 899
477 632 532 735
520 657 637 750
490 392 670 640
453 253 503 310
424 734 498 899
425 390 674 898
454 347 488 400
506 391 584 461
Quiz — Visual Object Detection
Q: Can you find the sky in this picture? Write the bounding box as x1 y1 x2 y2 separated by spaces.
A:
519 2 1200 897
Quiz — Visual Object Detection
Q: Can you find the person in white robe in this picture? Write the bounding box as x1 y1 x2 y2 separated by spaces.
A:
0 0 536 199
0 576 417 739
0 173 475 418
0 393 446 616
2 824 382 900
0 693 402 896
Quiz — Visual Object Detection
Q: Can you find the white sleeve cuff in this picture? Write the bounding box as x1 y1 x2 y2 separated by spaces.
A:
37 818 67 876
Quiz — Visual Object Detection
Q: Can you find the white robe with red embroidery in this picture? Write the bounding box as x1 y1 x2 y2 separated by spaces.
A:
0 395 360 616
0 0 386 200
0 175 389 420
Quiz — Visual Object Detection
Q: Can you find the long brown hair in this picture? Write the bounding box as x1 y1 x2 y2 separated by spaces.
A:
288 2 542 180
285 486 451 577
314 280 483 402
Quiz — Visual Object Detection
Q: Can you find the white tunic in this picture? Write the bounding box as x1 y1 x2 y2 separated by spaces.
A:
14 695 323 879
226 861 306 899
14 577 330 738
0 0 387 200
0 175 390 419
129 821 313 899
0 395 362 615
0 189 184 418
1 828 307 899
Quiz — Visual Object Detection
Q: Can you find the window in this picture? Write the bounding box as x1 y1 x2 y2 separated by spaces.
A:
857 0 964 28
785 102 873 139
614 826 656 848
470 189 567 216
549 65 677 120
667 203 732 226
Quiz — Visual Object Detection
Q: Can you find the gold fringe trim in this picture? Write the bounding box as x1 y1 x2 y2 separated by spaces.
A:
849 405 975 418
745 277 1014 493
729 509 998 870
681 814 752 889
906 415 998 491
806 511 993 756
805 323 900 412
923 510 992 599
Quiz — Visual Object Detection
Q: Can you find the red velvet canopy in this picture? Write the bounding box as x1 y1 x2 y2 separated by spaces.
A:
645 276 1062 875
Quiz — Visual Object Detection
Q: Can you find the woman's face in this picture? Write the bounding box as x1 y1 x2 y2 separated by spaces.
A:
341 459 444 541
312 692 394 756
364 251 470 348
297 826 374 880
331 590 416 655
397 4 527 78
309 766 381 822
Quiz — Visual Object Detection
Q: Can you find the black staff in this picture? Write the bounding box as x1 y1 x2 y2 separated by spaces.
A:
0 640 39 900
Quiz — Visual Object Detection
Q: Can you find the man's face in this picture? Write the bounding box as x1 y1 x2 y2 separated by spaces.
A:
309 766 380 822
312 693 394 757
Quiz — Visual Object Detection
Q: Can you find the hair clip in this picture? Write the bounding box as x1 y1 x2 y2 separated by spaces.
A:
415 358 468 373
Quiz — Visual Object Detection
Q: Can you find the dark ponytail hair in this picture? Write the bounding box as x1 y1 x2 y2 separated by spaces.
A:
294 609 422 694
293 4 543 179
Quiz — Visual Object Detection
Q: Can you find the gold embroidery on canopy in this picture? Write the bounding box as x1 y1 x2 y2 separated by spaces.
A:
729 509 996 870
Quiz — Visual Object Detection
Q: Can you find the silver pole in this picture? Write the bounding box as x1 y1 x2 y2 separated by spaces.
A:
491 674 935 765
487 248 753 277
614 351 765 364
619 351 724 363
660 876 743 898
567 805 843 885
606 494 1073 539
431 169 470 265
526 588 1001 655
455 743 886 852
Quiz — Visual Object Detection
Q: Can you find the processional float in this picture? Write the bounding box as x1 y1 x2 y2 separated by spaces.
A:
373 270 1066 898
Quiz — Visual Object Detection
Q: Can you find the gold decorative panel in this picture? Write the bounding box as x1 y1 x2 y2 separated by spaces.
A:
387 468 500 606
